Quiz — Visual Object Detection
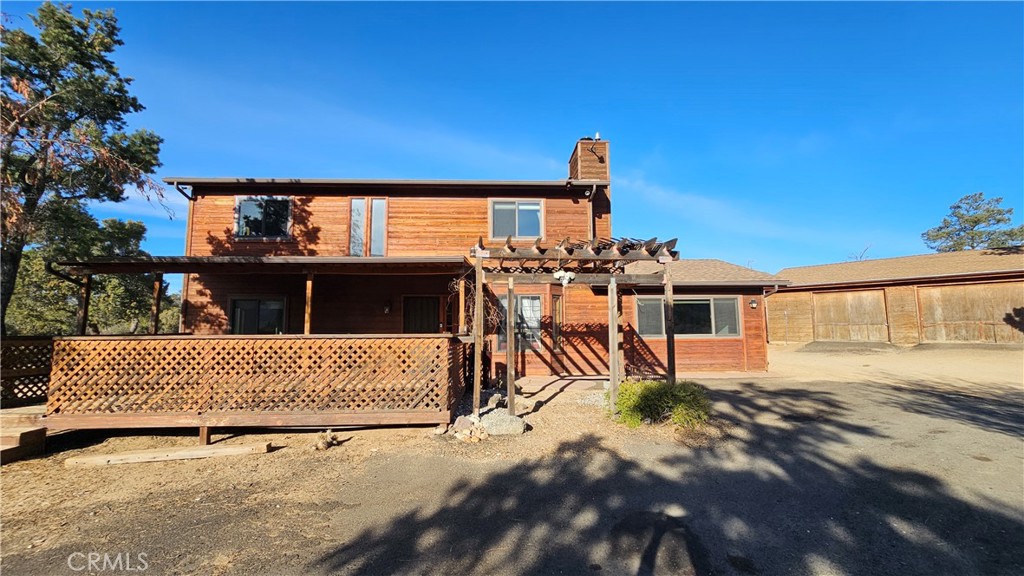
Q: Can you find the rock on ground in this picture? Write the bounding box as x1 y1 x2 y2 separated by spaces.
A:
480 411 526 435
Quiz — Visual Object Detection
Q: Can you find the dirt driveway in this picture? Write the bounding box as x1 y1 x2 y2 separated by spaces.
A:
2 344 1022 575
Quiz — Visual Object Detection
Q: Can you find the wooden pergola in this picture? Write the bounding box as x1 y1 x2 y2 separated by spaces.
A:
467 237 679 416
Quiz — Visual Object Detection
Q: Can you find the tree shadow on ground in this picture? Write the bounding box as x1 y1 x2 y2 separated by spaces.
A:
874 384 1024 438
311 384 1024 575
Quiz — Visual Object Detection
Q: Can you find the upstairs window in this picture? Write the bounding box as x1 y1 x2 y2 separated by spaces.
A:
491 200 541 239
235 197 291 239
636 297 740 337
350 197 387 256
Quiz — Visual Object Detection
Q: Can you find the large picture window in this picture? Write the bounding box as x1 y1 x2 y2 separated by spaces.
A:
235 197 290 239
231 298 286 334
491 200 541 239
636 297 740 337
497 294 542 350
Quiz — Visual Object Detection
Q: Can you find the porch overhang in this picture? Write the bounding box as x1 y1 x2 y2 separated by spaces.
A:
49 255 473 276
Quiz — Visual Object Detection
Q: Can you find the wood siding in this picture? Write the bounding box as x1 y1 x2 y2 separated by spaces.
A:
767 278 1024 346
918 281 1024 343
812 290 888 342
627 292 767 372
184 273 456 335
486 285 768 377
884 286 921 346
766 292 814 343
187 191 596 258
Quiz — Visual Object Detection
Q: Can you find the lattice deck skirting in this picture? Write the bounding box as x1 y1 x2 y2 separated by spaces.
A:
46 335 470 429
1 338 53 408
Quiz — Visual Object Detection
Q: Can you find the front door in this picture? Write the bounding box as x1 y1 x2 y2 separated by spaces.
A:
404 296 441 333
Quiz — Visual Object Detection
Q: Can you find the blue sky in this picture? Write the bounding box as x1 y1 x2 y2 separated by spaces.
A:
7 1 1023 293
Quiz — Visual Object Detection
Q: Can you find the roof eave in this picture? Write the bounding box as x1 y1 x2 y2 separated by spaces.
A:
161 177 609 189
778 269 1023 290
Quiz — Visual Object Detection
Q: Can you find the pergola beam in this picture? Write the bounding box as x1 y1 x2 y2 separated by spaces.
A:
485 273 664 286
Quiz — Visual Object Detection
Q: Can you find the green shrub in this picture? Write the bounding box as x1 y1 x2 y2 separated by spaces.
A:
614 379 711 429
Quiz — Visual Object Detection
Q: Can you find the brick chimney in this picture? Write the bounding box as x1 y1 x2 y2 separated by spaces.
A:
568 135 610 181
568 135 612 238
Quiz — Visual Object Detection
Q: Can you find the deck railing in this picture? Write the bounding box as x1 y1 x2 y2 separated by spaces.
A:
46 334 469 429
1 337 53 408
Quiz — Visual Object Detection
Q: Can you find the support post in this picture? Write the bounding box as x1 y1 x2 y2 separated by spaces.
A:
472 258 484 416
76 275 92 336
506 277 517 416
304 273 314 335
458 278 466 334
199 426 211 446
608 277 620 411
149 273 163 334
663 275 676 384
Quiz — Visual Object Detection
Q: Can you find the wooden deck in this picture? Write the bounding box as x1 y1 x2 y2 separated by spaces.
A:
45 334 470 429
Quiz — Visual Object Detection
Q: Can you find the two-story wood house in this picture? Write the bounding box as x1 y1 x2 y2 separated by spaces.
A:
45 137 784 433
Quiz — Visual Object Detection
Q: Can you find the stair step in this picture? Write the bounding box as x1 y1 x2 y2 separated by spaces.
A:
0 427 46 464
1 413 43 427
0 405 46 428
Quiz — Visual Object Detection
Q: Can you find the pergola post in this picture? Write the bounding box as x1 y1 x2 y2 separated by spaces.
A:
607 276 620 411
472 257 484 416
76 275 92 336
149 273 163 335
304 273 314 335
663 275 676 384
457 278 466 334
506 277 517 416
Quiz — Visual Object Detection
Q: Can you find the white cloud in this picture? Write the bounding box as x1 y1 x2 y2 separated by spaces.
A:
616 175 822 242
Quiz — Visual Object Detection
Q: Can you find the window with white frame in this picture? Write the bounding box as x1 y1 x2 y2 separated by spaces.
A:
497 294 542 350
491 200 541 239
235 197 291 238
636 297 740 337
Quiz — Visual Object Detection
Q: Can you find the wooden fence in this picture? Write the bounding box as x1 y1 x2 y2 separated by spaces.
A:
46 334 470 429
1 337 53 408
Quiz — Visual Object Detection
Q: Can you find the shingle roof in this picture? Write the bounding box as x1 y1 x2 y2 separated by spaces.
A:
627 259 786 286
777 248 1024 287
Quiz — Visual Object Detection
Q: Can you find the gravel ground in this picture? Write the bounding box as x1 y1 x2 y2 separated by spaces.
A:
1 343 1022 575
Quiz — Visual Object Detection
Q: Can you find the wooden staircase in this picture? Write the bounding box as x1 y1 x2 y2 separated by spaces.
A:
1 405 47 464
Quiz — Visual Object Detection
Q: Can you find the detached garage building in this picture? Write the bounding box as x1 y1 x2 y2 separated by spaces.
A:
767 248 1024 345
